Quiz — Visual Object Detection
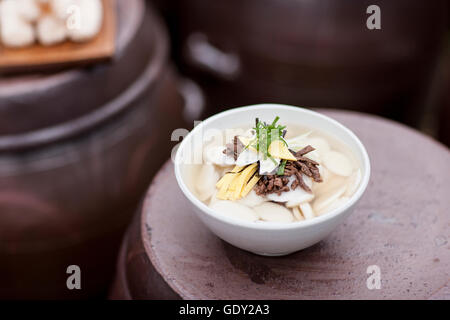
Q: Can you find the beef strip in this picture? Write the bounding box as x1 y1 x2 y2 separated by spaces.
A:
254 145 322 196
224 136 245 160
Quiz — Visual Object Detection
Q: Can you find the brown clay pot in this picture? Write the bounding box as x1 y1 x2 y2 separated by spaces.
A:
0 0 202 299
438 54 450 148
146 0 183 65
177 0 448 125
147 0 174 15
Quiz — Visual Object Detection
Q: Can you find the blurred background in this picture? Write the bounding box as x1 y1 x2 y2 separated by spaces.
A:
0 0 448 300
154 0 450 139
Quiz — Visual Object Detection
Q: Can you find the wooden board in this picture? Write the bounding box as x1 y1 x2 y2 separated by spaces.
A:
110 110 450 300
0 0 116 74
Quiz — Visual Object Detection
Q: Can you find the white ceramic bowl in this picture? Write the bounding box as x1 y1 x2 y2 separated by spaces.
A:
174 104 371 256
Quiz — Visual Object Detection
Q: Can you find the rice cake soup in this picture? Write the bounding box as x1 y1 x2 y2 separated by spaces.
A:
185 117 362 223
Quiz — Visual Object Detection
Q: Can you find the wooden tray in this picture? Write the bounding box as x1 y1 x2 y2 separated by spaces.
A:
0 0 115 74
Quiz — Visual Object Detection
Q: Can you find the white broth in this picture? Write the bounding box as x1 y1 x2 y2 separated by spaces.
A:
184 122 362 223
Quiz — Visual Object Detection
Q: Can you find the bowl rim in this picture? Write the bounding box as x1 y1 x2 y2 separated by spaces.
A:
174 104 371 230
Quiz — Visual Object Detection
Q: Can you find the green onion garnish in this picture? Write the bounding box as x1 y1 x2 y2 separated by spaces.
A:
252 116 286 159
277 160 287 175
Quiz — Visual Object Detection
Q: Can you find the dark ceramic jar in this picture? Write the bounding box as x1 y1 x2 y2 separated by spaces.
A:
438 53 450 148
177 0 447 125
0 0 202 299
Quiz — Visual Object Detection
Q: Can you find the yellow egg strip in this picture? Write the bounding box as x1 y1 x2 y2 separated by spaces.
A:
238 136 257 152
232 163 258 200
216 165 244 200
216 164 260 201
240 174 261 198
216 165 243 189
217 181 232 200
268 140 297 161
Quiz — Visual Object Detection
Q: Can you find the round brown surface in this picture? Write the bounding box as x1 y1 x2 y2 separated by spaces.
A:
112 110 450 300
